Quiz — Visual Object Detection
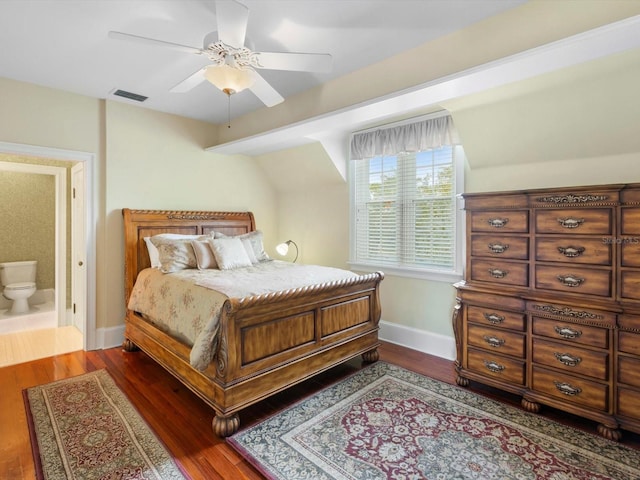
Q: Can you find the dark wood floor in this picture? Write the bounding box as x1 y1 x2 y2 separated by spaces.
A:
2 341 639 479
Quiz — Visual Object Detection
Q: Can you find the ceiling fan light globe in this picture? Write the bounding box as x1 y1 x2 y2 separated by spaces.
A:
204 64 255 94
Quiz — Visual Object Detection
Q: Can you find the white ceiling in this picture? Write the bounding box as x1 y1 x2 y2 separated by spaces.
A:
0 0 525 125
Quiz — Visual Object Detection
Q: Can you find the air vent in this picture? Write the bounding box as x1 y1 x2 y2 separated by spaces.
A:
112 89 148 102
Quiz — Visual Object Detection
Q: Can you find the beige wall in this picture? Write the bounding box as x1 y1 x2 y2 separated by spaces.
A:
255 142 348 266
104 101 278 327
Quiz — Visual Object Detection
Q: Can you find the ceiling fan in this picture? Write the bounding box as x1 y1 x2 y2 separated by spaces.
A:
108 0 333 107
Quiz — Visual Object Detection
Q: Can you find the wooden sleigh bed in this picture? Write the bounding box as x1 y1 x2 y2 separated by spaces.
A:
122 208 384 437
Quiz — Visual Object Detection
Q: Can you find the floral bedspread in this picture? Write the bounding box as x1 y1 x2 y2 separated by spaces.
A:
127 261 357 371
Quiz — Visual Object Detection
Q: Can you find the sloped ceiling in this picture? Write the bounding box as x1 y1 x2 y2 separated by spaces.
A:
446 48 640 168
255 142 344 193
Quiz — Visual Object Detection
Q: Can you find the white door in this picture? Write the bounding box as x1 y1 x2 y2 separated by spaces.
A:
71 162 86 333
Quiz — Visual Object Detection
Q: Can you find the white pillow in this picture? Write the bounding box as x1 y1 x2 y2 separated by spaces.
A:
210 231 269 264
150 234 210 273
236 231 271 263
209 237 253 270
144 237 161 268
241 238 258 264
191 239 218 269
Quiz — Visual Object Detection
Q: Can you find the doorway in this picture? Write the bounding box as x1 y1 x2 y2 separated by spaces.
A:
0 161 67 329
0 142 96 352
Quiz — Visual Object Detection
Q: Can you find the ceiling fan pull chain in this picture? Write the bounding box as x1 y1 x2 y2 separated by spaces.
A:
227 92 231 129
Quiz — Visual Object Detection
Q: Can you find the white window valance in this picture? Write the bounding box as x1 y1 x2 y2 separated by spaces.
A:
350 114 459 160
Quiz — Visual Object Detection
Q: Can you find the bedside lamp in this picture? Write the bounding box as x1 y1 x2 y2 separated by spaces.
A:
276 240 299 263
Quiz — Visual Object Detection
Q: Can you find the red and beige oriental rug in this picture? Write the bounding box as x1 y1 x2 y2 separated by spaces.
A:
23 369 187 480
228 362 640 480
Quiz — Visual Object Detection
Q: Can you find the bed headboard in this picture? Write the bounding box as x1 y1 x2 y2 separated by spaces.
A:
122 208 256 302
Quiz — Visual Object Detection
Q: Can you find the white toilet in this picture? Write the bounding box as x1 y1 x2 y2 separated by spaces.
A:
0 260 37 314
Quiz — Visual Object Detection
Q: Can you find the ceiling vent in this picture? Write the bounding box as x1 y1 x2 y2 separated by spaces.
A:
112 89 148 102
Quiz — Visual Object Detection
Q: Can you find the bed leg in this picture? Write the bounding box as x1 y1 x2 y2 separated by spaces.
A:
212 413 240 437
122 339 139 352
362 348 379 363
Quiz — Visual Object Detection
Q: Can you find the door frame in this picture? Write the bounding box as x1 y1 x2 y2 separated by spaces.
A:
71 162 86 333
0 141 96 350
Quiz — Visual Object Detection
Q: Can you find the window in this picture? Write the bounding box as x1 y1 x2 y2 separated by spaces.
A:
349 113 464 280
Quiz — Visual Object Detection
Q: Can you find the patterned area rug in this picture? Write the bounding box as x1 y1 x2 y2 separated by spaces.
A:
228 362 640 480
23 369 187 480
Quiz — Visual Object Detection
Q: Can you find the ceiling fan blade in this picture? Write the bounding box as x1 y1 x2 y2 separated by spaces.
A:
248 71 284 107
254 52 333 73
215 0 249 47
108 31 203 55
170 67 208 93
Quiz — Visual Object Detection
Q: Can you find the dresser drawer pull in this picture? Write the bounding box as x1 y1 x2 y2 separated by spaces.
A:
553 381 582 396
488 218 509 228
483 360 505 373
556 274 585 287
557 217 585 229
554 352 582 367
557 246 585 258
488 243 509 254
483 313 505 325
483 335 505 348
488 268 508 278
554 325 582 339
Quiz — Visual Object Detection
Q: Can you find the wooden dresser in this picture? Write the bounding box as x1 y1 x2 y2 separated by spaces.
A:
453 183 640 440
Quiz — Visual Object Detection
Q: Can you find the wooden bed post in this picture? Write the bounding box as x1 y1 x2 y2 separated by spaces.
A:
212 414 240 438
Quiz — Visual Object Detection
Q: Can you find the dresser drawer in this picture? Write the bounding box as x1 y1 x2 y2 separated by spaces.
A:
467 348 525 385
619 314 640 331
528 302 617 326
618 330 640 356
466 305 525 331
532 317 609 349
621 239 640 267
532 338 608 381
468 324 525 358
470 210 529 233
535 208 612 235
460 290 526 312
535 264 611 297
621 270 640 301
621 207 640 235
530 189 620 208
535 237 611 265
531 366 608 411
471 235 529 260
471 259 529 287
617 387 640 420
618 355 640 388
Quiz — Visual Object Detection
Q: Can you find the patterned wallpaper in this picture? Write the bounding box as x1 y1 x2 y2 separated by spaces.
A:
0 154 73 303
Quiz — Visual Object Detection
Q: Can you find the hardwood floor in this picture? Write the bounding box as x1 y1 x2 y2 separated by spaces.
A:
0 326 83 367
2 341 639 479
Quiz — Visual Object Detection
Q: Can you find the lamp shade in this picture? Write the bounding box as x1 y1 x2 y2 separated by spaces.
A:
276 242 289 256
276 240 298 262
204 65 256 94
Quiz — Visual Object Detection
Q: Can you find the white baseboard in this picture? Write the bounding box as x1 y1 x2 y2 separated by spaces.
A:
96 324 125 349
379 319 456 361
94 320 456 362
